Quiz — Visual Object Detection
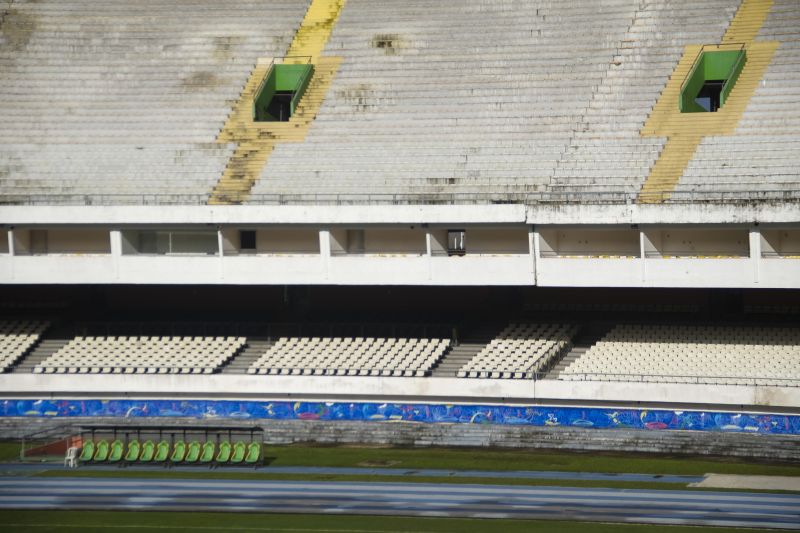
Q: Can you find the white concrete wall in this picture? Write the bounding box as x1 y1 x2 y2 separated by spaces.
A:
363 228 427 254
762 229 800 256
539 229 640 257
1 236 798 287
647 229 749 257
0 204 797 287
2 202 799 226
466 228 529 254
1 373 797 410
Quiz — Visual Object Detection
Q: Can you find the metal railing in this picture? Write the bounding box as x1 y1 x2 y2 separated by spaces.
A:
553 372 799 387
2 189 800 206
288 56 314 116
722 44 747 100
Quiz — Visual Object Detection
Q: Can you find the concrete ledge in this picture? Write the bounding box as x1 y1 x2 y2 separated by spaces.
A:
2 374 798 410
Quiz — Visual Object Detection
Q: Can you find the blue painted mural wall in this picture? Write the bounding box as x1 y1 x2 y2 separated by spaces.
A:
3 399 799 435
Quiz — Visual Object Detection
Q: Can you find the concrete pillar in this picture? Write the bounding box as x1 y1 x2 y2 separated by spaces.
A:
217 228 225 280
319 229 331 280
109 230 122 280
7 228 14 280
639 230 646 282
749 227 761 284
532 229 541 287
528 226 537 285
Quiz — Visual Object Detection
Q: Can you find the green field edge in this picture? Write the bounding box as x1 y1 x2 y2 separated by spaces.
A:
0 509 769 533
7 442 799 477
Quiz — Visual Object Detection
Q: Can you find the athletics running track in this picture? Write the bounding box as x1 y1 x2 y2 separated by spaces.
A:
1 477 799 529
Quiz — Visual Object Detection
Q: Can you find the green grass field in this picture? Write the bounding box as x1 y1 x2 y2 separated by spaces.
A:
0 510 767 533
256 444 800 476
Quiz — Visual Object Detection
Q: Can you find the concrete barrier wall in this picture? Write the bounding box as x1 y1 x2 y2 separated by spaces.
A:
2 399 798 435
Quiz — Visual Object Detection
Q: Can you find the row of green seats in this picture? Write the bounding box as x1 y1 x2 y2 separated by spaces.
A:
79 439 260 465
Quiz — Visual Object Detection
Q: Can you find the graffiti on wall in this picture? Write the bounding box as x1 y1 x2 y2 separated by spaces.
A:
1 399 798 434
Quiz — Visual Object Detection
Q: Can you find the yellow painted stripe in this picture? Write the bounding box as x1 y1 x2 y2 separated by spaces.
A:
723 0 773 45
637 0 776 203
286 0 346 62
210 0 346 205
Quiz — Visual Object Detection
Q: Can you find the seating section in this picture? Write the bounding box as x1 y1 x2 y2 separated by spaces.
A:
0 320 48 372
252 0 746 203
0 0 309 202
458 323 575 379
560 325 800 386
3 0 798 204
675 0 800 198
34 336 245 374
78 438 260 466
248 336 450 377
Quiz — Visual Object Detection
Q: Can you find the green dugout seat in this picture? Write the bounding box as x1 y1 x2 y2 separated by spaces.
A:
199 442 215 463
124 440 141 462
215 441 232 463
78 441 95 462
139 440 155 462
244 442 260 464
154 440 170 462
108 440 124 462
171 440 187 463
230 441 246 464
185 441 201 463
93 440 109 462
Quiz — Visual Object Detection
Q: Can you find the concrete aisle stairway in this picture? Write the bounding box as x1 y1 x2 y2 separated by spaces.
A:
209 0 346 204
11 339 70 374
544 324 610 380
429 324 503 378
219 339 274 374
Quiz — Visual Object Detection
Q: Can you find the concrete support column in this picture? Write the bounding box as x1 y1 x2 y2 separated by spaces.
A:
529 226 542 285
750 227 761 284
109 230 122 280
217 228 225 280
7 228 14 280
319 229 331 280
528 226 537 285
639 230 647 282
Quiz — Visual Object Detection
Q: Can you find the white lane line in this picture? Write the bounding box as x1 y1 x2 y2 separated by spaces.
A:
2 486 797 513
8 477 790 502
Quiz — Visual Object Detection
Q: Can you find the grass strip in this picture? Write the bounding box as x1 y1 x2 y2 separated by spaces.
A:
259 444 800 477
0 509 766 533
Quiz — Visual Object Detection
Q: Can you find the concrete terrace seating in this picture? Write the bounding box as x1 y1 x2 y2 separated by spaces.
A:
251 0 744 202
34 336 245 374
560 325 800 386
0 0 309 202
675 0 800 198
457 323 575 379
0 320 48 372
247 336 449 377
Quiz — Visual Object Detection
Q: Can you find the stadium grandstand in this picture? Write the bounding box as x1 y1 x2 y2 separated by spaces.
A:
1 0 800 475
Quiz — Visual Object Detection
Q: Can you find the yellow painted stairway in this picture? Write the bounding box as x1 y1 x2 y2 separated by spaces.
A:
638 0 776 203
209 0 346 205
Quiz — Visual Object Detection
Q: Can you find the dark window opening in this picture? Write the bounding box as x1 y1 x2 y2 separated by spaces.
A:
240 230 257 251
694 80 724 112
448 230 466 257
266 91 294 122
253 63 314 122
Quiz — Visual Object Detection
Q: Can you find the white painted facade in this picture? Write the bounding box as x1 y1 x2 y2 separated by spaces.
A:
1 373 797 411
0 203 798 287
